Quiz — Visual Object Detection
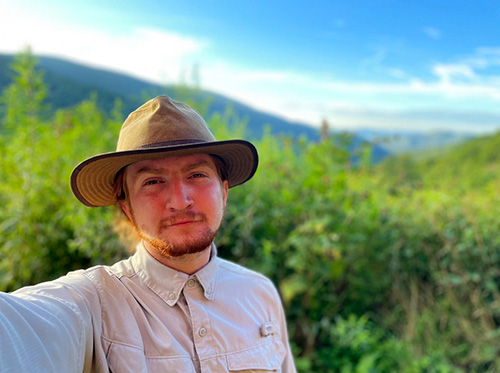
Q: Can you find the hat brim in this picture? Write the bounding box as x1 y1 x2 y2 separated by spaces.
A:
71 140 258 207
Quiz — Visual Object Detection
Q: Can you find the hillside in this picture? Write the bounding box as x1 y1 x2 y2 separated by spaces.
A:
376 130 500 189
0 54 318 139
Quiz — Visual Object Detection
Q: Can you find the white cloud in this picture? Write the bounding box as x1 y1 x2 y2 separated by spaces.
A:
82 27 208 83
193 54 500 130
1 2 207 84
432 63 476 86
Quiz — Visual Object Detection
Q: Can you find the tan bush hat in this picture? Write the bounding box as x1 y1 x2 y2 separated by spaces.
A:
71 95 258 207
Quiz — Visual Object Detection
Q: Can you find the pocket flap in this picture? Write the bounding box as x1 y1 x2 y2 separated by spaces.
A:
226 339 286 371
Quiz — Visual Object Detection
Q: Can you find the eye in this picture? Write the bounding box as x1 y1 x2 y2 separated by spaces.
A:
191 173 206 179
143 178 162 186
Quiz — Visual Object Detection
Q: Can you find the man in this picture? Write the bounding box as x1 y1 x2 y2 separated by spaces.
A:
0 96 296 372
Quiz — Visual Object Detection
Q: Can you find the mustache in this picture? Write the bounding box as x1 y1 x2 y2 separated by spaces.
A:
158 212 207 228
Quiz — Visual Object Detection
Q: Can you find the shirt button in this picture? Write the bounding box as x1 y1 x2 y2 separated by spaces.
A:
168 292 175 300
198 327 207 337
187 279 195 287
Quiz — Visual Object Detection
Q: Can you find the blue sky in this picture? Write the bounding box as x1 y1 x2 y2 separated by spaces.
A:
2 0 500 133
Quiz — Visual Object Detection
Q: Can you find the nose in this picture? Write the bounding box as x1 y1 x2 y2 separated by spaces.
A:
166 179 193 211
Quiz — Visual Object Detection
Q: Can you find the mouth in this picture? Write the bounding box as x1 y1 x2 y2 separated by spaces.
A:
169 220 198 227
160 213 206 229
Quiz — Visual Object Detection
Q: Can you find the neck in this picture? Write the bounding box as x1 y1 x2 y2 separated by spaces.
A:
144 243 212 275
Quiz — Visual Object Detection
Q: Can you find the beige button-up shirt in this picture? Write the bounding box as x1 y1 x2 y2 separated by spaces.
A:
0 244 296 372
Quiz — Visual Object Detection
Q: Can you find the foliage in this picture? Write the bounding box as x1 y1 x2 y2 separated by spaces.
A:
3 49 500 371
0 49 128 291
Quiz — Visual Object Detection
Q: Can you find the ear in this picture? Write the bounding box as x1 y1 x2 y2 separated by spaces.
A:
120 200 133 222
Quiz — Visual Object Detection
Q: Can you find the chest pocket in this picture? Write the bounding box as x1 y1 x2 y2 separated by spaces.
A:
226 339 286 372
107 343 197 373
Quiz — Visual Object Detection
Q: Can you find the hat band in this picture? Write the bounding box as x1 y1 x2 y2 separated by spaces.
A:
138 139 207 149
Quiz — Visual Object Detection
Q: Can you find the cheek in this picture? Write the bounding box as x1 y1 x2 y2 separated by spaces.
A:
195 187 225 214
129 194 163 222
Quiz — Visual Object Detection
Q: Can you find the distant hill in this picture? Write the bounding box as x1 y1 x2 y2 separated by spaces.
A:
423 130 500 186
0 53 392 161
355 129 476 155
376 130 500 188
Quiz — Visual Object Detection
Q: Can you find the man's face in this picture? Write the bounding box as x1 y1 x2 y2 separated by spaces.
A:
120 153 228 258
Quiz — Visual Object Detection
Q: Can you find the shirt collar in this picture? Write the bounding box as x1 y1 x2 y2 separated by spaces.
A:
131 242 219 306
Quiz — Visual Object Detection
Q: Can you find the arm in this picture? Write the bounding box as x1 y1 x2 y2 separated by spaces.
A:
0 276 98 372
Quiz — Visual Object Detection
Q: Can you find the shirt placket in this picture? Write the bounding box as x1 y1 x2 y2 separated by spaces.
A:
183 276 219 372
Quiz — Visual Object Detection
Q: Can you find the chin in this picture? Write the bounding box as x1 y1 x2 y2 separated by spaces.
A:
141 230 218 259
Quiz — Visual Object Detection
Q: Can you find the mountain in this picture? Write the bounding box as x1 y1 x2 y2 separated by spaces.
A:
0 53 391 160
354 129 476 155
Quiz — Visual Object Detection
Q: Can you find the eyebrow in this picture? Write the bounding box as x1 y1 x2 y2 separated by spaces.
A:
133 166 165 177
133 161 213 177
181 161 213 172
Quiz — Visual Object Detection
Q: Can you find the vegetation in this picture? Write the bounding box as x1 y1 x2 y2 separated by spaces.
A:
2 49 500 372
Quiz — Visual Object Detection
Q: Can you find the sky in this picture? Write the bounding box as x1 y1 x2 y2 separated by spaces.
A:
2 0 500 134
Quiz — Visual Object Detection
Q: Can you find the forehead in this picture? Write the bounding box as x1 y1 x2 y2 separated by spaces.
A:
125 153 216 176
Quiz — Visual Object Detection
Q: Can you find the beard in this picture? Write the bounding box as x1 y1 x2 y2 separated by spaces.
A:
138 223 219 258
130 208 222 259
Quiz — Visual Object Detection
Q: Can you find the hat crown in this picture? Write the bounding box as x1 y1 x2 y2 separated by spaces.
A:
117 96 216 151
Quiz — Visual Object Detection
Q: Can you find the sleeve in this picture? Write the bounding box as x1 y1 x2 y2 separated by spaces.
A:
277 295 297 373
0 275 99 373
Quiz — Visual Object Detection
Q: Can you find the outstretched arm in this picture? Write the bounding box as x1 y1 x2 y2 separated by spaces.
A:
0 276 98 372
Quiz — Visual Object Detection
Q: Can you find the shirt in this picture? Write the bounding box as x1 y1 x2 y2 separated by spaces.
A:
0 244 296 372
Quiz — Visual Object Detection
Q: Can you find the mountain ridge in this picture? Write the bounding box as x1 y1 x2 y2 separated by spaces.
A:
0 53 322 140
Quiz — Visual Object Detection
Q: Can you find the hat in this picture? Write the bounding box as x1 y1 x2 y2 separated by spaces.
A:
71 95 258 207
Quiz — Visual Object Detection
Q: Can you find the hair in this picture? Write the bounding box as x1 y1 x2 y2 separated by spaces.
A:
113 168 127 203
211 155 229 184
